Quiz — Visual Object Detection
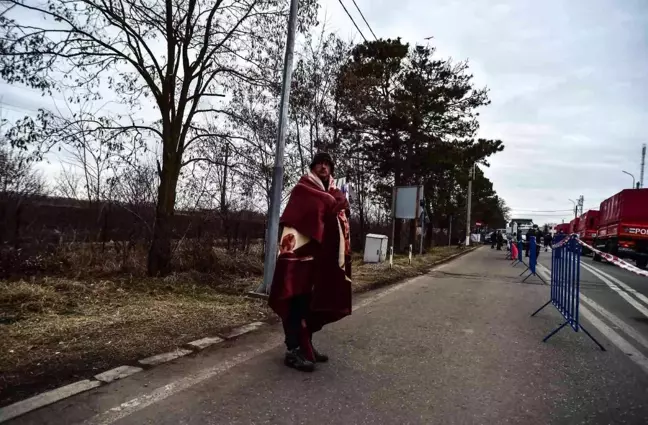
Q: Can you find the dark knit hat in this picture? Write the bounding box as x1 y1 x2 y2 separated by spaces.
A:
310 152 335 174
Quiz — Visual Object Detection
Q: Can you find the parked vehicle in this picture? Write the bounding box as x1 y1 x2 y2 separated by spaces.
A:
593 188 648 269
576 210 600 255
568 217 580 235
554 223 570 236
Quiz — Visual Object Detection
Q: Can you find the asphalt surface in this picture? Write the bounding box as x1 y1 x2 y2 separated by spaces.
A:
8 247 648 425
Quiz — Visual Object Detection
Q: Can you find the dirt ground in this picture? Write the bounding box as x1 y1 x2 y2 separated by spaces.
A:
0 245 466 407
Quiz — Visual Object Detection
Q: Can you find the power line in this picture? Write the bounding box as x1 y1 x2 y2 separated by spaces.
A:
336 0 367 42
350 0 377 40
510 209 574 213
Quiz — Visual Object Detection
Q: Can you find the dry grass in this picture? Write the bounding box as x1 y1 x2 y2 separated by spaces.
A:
0 245 467 407
351 246 465 292
0 272 271 406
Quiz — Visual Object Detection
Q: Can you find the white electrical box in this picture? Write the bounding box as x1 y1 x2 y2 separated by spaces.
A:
363 234 389 263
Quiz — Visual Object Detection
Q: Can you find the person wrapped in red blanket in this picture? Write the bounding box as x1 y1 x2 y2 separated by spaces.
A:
268 152 352 372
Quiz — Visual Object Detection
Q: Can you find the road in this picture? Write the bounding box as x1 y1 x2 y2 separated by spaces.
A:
536 248 648 360
7 247 648 425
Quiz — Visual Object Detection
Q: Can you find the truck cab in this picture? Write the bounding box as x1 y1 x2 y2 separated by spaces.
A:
593 189 648 269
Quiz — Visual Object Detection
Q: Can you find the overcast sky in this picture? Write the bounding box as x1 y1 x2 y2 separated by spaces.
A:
321 0 648 225
2 0 647 225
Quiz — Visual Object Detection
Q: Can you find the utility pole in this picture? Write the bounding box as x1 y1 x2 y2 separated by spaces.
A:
256 0 299 295
419 201 425 255
569 198 577 219
641 143 646 188
448 215 452 246
578 195 584 217
465 163 474 246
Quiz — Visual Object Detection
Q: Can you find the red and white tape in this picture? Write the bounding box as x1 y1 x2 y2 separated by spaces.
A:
574 237 648 277
551 235 571 250
550 234 648 277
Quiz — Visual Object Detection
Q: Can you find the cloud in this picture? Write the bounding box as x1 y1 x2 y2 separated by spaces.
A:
319 0 648 223
4 0 646 227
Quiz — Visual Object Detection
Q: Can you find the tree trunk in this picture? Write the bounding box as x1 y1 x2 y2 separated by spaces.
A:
220 145 229 214
147 157 180 276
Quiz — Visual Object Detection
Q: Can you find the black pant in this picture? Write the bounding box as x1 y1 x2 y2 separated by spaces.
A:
282 295 311 350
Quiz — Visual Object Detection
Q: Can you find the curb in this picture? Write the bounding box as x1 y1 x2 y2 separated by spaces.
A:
427 246 479 270
0 250 477 423
0 322 267 423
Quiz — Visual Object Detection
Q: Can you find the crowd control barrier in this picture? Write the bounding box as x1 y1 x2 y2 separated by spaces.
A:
511 240 524 267
531 235 605 350
509 240 518 262
518 236 546 283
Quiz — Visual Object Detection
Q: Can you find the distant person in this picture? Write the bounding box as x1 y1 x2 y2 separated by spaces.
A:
496 231 504 250
268 152 351 372
490 231 497 249
543 233 552 252
525 227 536 258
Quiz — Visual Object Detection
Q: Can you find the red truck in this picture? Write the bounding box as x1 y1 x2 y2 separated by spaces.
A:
593 188 648 269
569 217 580 235
554 223 570 234
576 210 599 254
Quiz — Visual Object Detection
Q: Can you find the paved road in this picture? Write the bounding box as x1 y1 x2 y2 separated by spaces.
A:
536 249 648 359
9 248 648 425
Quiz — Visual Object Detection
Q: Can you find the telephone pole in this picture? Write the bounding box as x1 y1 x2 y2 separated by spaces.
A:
465 164 474 246
256 0 299 295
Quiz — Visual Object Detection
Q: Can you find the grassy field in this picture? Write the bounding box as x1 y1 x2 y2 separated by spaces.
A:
0 245 468 407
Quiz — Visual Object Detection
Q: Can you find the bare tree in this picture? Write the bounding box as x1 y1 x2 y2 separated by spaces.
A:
0 115 47 247
53 165 82 199
0 0 319 275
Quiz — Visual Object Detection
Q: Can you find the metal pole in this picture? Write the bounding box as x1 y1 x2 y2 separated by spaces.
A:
640 144 646 189
390 186 397 254
257 0 299 294
568 199 577 219
419 209 425 255
622 171 635 189
448 215 452 246
465 164 474 246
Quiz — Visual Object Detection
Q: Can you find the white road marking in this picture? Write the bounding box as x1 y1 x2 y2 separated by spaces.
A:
81 253 477 425
582 261 648 307
580 262 648 319
579 292 648 352
537 266 648 374
82 338 283 425
580 304 648 373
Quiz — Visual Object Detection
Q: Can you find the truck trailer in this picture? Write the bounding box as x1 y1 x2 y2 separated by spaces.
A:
568 217 580 235
554 223 570 235
576 210 599 255
593 188 648 269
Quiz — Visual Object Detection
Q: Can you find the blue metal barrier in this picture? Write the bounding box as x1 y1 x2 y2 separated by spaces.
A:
531 236 605 350
511 240 524 266
519 236 546 283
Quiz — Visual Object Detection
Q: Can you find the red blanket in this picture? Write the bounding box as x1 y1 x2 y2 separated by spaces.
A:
268 173 352 332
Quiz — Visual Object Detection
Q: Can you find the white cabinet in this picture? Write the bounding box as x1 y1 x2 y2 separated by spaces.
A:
363 234 389 263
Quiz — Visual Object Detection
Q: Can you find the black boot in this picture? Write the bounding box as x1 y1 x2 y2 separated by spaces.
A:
311 345 329 363
284 348 315 372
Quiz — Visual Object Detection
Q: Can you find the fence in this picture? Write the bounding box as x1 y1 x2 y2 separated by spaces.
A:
531 235 605 350
517 236 546 283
